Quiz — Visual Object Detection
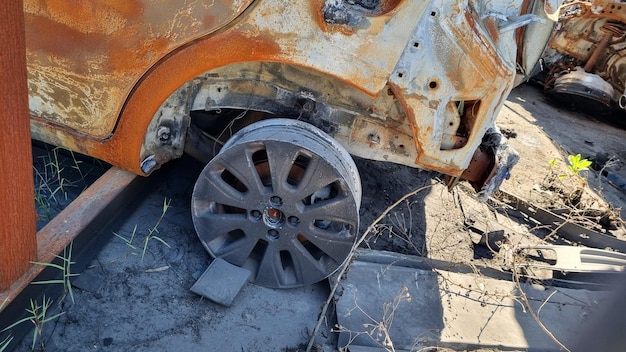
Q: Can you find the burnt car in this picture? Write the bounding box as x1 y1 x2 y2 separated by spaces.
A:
26 0 559 288
539 0 626 112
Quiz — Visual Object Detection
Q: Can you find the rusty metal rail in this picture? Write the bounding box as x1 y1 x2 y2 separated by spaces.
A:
0 167 146 349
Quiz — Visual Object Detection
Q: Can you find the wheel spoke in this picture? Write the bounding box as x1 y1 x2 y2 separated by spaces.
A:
254 247 281 286
297 233 353 263
288 245 328 282
194 213 247 242
265 141 301 194
300 196 357 225
196 171 248 210
219 150 266 195
293 157 340 200
216 238 259 266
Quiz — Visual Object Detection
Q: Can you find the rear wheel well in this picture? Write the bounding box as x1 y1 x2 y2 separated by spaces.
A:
141 61 417 173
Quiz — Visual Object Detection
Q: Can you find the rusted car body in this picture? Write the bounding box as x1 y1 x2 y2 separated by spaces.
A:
28 0 556 185
540 0 626 110
26 0 559 288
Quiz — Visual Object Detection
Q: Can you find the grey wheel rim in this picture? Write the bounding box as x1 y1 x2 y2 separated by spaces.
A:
192 119 361 288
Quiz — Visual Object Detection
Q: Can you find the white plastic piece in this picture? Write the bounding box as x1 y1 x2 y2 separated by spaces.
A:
519 245 626 273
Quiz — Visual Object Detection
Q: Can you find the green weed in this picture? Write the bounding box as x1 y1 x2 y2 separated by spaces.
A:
566 153 592 176
113 198 172 262
113 224 139 256
31 242 78 304
33 146 96 223
0 335 12 352
1 296 64 351
142 198 172 261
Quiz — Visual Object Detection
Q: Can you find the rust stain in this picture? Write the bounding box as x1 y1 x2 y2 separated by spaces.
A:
515 0 532 66
387 83 425 161
375 0 403 16
483 17 499 43
108 36 171 72
310 0 329 31
25 16 109 67
459 145 497 192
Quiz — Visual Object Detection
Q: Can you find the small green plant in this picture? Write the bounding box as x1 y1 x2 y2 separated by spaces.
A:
542 154 593 207
548 158 558 173
544 154 592 183
113 224 139 256
31 242 78 304
33 162 61 222
142 198 172 261
113 198 172 262
1 296 64 351
33 146 95 223
33 149 69 222
566 153 592 177
67 149 85 183
50 147 68 200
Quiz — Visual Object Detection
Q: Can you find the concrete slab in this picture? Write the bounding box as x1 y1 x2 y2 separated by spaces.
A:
336 250 611 351
190 258 252 307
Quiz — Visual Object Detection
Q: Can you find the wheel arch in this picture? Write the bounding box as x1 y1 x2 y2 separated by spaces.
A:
133 47 422 175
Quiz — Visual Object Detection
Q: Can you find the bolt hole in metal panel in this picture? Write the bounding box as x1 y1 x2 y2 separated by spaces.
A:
192 119 361 288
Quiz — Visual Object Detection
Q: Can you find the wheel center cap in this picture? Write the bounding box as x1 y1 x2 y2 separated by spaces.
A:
263 207 285 228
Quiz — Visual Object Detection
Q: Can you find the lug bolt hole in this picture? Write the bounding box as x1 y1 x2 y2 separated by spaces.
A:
270 196 283 206
250 210 262 221
267 229 280 241
288 216 300 227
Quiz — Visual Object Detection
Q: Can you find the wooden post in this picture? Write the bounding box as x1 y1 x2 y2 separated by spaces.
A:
0 0 37 292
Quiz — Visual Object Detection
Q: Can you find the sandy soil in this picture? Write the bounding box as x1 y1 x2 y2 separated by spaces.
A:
6 83 626 351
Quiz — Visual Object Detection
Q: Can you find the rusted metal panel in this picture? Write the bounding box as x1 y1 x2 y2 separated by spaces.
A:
28 0 557 189
26 0 254 138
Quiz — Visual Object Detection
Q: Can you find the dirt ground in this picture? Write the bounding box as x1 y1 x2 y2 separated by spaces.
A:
6 83 626 351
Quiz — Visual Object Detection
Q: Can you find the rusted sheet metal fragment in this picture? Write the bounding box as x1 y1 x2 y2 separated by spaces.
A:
389 0 518 176
590 0 626 22
25 0 254 138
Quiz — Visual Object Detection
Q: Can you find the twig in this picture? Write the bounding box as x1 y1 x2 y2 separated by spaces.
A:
537 289 559 318
512 261 571 351
306 184 434 352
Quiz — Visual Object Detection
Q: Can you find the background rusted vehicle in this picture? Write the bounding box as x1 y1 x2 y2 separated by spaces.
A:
539 0 626 113
26 0 558 288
